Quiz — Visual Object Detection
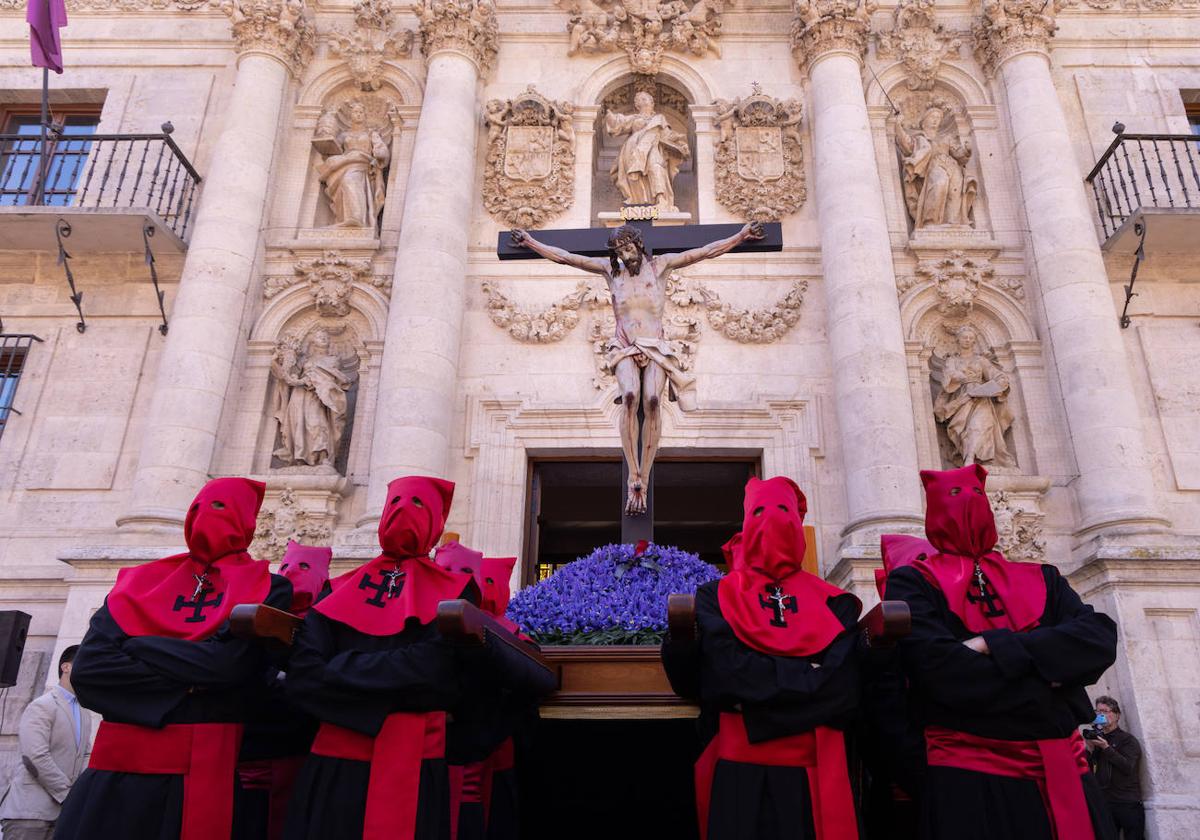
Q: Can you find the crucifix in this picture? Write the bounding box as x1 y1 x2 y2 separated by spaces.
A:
498 215 782 543
758 584 798 628
967 561 1006 618
359 568 406 608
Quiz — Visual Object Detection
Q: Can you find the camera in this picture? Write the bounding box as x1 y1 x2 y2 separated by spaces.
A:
1083 712 1108 741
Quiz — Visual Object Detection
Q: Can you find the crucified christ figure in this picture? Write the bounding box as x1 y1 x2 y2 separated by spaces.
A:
511 221 765 515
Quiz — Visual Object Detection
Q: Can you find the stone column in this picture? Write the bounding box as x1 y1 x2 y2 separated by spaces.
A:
793 0 925 542
119 1 314 530
359 0 498 525
975 1 1165 534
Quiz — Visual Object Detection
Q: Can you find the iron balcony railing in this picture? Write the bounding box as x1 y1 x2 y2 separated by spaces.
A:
1085 122 1200 241
0 122 201 240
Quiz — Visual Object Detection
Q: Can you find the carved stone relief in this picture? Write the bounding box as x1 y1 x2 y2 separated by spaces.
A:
928 322 1017 470
972 0 1060 78
559 0 723 76
482 273 807 391
896 249 1021 312
222 0 316 77
414 0 499 75
328 0 415 91
790 0 874 72
269 325 362 472
251 487 334 562
989 489 1046 563
604 90 691 213
482 87 576 228
875 0 962 91
264 251 386 316
712 84 806 222
312 96 401 229
894 95 978 231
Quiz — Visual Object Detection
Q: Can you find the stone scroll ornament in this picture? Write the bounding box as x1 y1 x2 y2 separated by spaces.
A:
712 84 807 222
482 87 577 228
875 0 962 91
263 250 391 315
251 487 333 562
328 0 415 92
559 0 723 76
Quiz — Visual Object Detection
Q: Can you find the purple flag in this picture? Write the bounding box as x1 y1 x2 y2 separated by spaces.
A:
27 0 68 74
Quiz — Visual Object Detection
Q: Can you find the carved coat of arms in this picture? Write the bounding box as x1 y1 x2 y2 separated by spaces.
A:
713 84 806 221
483 86 576 228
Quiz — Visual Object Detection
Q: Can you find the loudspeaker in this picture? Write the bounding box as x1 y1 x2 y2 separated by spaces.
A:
0 611 31 688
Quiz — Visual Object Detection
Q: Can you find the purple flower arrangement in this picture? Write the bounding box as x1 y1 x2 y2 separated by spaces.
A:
506 542 723 645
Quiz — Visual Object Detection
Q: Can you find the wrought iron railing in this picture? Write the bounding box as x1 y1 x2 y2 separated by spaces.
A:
1085 123 1200 241
0 122 202 240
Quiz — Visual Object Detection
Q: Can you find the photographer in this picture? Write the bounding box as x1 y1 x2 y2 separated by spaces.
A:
1086 696 1144 840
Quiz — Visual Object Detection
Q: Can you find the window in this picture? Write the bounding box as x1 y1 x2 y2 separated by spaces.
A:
0 109 101 207
0 334 40 441
1188 104 1200 137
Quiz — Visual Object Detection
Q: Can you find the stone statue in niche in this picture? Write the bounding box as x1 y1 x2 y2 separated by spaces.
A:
604 90 690 213
312 97 400 228
932 323 1016 468
896 102 978 228
271 326 360 469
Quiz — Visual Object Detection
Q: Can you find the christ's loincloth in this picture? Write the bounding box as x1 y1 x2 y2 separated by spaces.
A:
603 336 697 411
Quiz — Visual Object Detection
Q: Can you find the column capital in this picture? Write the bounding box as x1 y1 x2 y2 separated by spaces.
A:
971 0 1060 78
221 0 316 78
790 0 875 75
414 0 499 78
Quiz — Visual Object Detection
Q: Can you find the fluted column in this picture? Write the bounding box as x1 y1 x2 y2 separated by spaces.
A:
975 1 1165 534
119 1 314 529
793 0 924 541
360 0 497 524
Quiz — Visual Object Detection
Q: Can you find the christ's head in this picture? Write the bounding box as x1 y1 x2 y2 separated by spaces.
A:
607 224 650 274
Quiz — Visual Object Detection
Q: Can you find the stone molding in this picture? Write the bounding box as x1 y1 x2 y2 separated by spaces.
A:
328 0 415 91
414 0 499 76
222 0 316 77
972 0 1060 78
558 0 723 77
712 84 807 222
482 87 577 228
790 0 875 74
875 0 962 91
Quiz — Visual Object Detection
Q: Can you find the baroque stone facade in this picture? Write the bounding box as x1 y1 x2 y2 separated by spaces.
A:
0 1 1197 835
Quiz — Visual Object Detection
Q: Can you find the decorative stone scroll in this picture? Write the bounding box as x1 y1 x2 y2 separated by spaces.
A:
328 0 415 91
895 249 1021 313
264 251 385 316
251 487 334 562
989 489 1046 563
222 0 316 77
972 0 1060 78
481 273 807 389
712 84 806 222
875 0 962 91
414 0 499 75
790 0 875 72
482 87 576 228
559 0 723 76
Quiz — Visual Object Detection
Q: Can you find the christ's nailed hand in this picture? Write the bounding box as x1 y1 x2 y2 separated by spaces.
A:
511 229 530 247
743 221 765 240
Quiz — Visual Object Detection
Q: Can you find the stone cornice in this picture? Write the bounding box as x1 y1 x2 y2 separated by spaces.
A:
222 0 316 77
972 0 1061 77
414 0 498 77
790 0 876 74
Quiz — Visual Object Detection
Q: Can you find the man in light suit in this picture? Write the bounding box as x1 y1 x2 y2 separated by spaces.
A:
0 646 90 840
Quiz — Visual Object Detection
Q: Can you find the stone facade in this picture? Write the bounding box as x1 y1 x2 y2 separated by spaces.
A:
0 2 1198 834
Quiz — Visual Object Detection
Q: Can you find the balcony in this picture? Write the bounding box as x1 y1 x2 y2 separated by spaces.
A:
0 122 201 254
1086 124 1200 256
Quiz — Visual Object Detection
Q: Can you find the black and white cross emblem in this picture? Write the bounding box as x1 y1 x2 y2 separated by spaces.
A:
758 585 799 628
966 561 1005 618
172 589 224 623
359 568 406 608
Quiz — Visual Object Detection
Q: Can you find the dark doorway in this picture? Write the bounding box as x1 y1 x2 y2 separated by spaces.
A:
519 717 701 840
525 457 758 582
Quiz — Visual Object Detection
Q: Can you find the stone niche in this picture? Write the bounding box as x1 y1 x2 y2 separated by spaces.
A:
592 77 698 223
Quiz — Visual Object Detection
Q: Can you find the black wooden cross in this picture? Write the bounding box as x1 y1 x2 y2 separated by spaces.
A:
173 590 224 624
496 217 783 545
758 584 798 628
967 563 1006 618
359 569 406 608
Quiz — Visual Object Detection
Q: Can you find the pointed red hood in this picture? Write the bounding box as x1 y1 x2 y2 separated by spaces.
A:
107 478 271 640
718 476 857 656
278 541 332 616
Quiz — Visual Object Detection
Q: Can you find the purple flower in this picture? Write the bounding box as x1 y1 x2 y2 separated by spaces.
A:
506 543 723 645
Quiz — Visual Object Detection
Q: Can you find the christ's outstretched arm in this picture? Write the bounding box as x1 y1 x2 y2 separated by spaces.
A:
510 229 610 275
659 221 765 272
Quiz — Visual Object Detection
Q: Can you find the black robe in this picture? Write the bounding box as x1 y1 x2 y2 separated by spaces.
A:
885 563 1119 840
55 574 294 840
662 579 863 840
